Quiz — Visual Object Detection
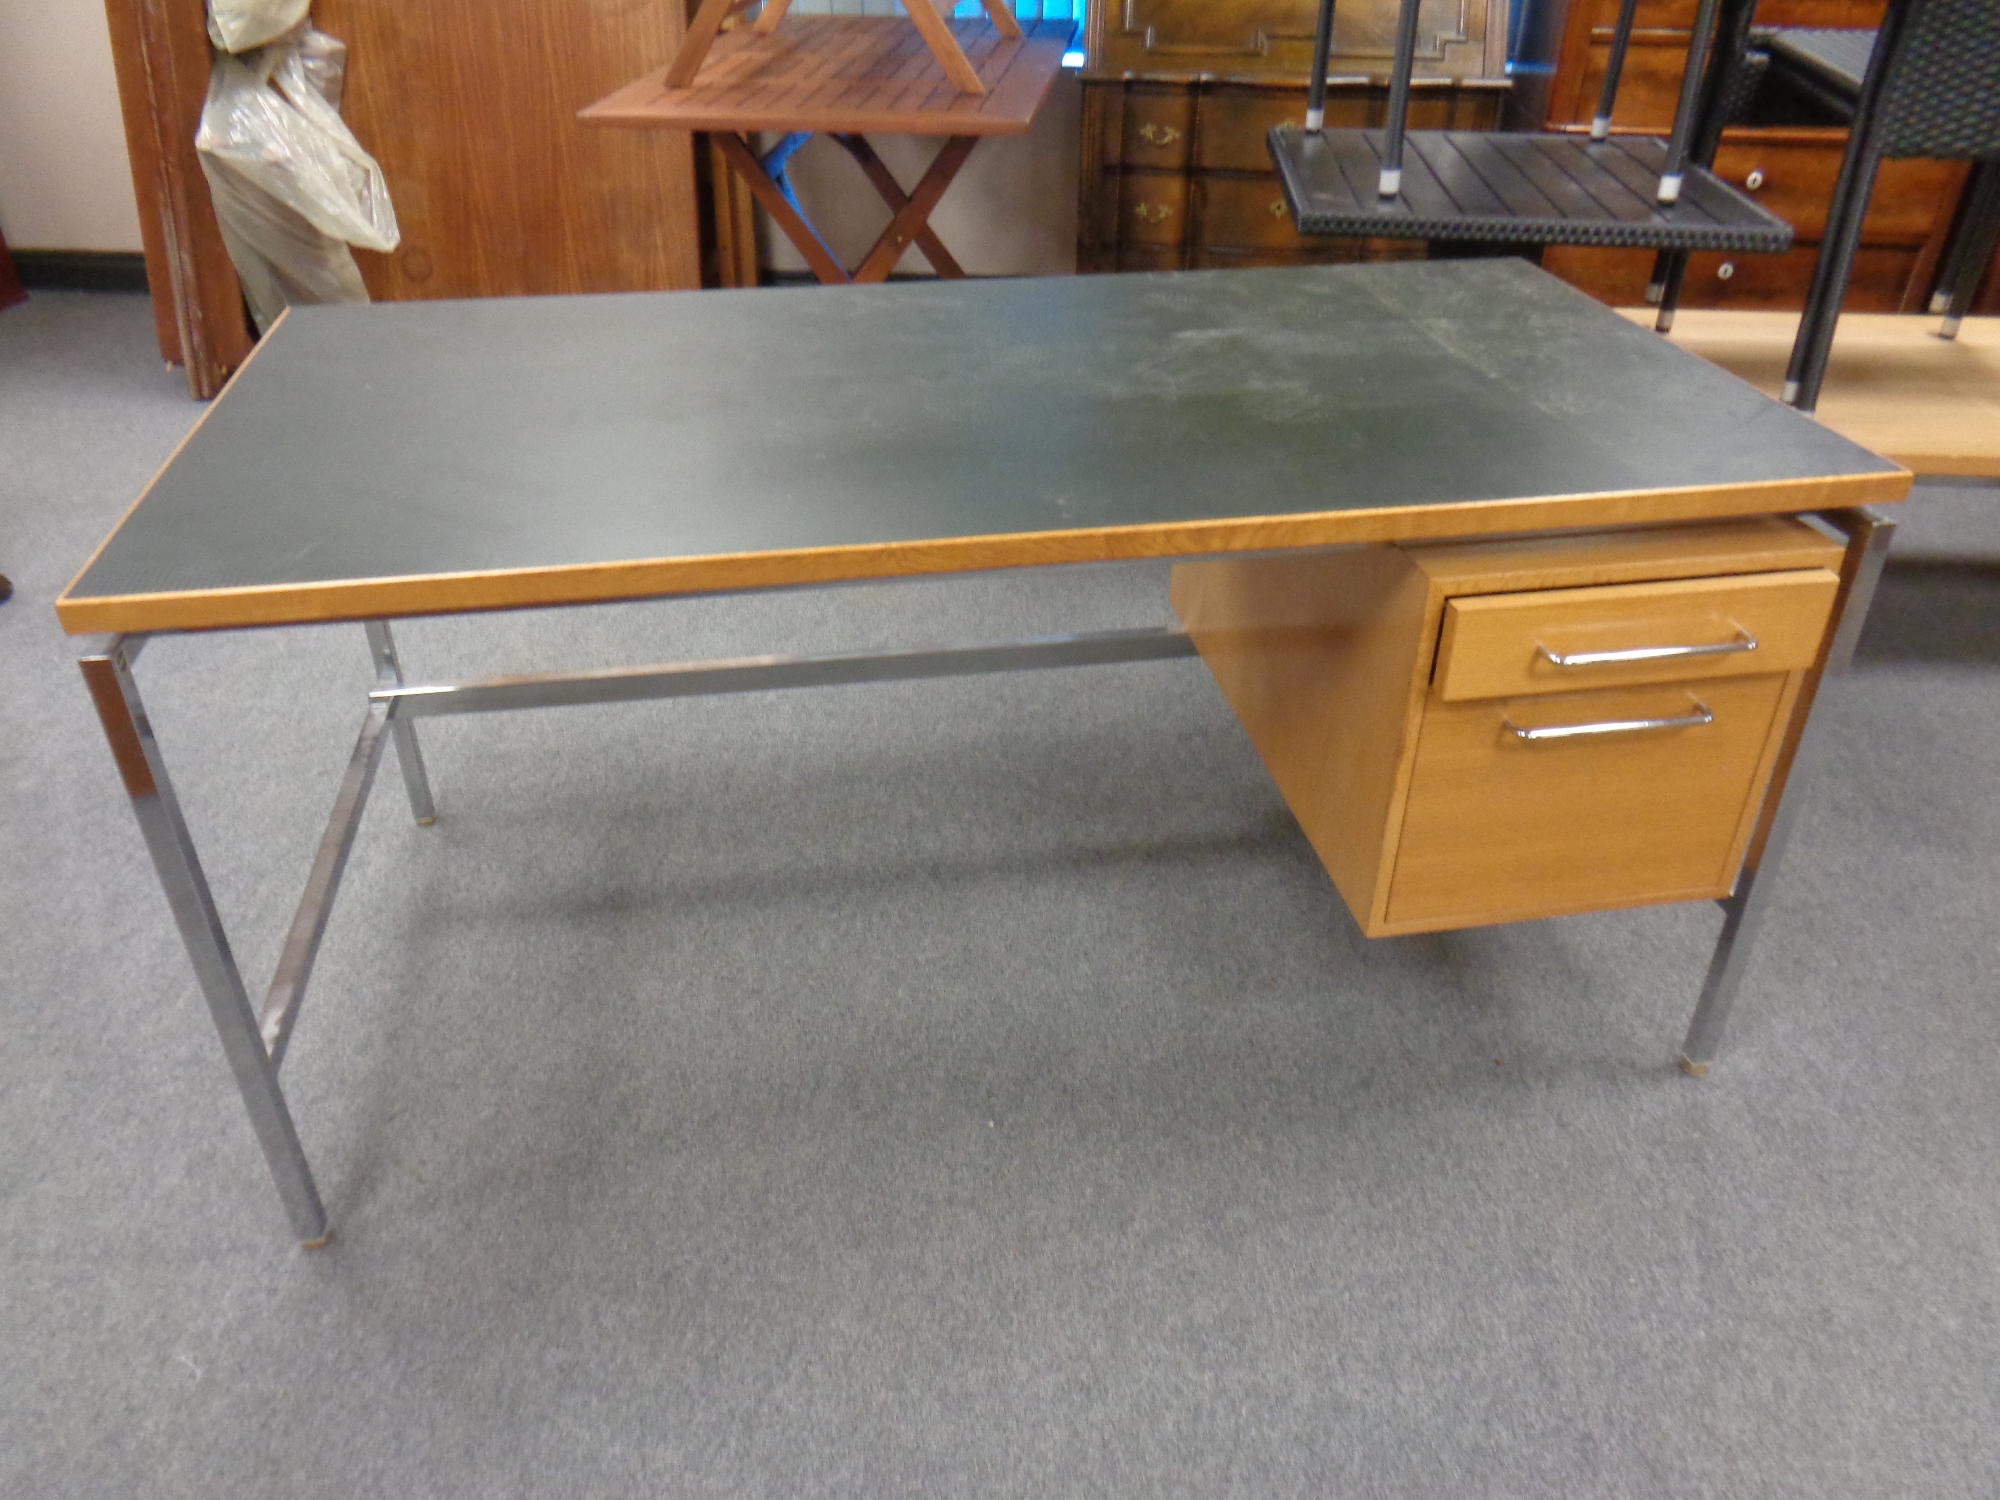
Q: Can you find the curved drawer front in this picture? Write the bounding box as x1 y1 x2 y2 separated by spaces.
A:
1433 567 1839 701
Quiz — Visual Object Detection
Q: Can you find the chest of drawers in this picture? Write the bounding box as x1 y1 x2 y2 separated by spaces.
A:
1077 0 1510 273
1172 516 1847 935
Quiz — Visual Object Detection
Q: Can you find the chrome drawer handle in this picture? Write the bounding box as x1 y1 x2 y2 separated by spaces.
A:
1537 628 1756 668
1505 701 1715 742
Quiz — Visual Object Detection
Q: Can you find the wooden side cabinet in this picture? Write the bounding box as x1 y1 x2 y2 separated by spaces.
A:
1172 516 1845 935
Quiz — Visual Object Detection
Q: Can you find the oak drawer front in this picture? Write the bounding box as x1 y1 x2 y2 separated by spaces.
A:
1386 675 1791 927
1434 569 1839 701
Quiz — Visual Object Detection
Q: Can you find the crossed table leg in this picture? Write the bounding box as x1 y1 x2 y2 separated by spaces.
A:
712 129 978 284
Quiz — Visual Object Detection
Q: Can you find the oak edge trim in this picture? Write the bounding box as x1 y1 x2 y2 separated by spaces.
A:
53 307 291 617
54 469 1911 637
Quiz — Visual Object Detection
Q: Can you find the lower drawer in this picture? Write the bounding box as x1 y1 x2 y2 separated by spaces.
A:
1200 175 1315 251
1541 244 1926 312
1386 674 1796 928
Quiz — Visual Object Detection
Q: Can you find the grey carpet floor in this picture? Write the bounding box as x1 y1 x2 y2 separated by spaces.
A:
2 291 1996 1499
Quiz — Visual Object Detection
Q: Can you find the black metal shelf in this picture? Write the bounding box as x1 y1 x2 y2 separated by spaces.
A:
1270 127 1795 252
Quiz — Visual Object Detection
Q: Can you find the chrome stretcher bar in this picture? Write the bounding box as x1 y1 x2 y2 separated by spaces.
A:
77 621 1203 1245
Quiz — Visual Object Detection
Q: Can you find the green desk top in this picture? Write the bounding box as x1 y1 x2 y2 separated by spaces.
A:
59 260 1905 634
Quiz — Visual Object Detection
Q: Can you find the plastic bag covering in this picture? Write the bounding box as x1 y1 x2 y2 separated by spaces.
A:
207 0 311 53
195 28 399 332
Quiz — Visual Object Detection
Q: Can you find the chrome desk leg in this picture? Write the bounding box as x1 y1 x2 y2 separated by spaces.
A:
1680 508 1896 1076
79 637 330 1245
365 621 436 825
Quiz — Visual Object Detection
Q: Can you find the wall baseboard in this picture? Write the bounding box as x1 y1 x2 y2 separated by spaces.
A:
12 250 150 293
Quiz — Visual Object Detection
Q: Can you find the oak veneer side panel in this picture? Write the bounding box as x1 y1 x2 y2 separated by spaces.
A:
313 0 700 299
100 0 255 393
1169 547 1434 931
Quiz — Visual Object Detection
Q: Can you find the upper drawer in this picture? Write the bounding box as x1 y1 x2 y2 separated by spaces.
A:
1711 144 1961 244
1119 89 1194 170
1434 569 1840 700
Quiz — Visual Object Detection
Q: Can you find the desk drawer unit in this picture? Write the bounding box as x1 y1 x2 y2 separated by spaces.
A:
1172 517 1845 936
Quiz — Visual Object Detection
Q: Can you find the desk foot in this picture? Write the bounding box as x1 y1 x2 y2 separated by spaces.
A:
300 1228 335 1251
1679 1055 1709 1078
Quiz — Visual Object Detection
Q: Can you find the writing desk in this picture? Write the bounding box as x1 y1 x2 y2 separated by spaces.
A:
58 261 1907 1245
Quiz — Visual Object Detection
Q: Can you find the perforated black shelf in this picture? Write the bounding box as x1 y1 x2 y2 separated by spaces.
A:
1270 127 1796 253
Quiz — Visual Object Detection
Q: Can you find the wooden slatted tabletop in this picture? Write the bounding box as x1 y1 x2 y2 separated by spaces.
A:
580 15 1073 137
1271 128 1796 252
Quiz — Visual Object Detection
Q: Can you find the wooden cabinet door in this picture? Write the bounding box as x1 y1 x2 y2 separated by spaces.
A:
103 0 702 396
309 0 701 302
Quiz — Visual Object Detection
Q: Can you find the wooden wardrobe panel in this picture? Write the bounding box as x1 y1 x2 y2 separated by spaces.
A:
310 0 702 300
100 0 255 395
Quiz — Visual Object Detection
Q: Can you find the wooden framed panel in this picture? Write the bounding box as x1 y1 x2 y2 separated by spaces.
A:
99 0 703 397
101 0 255 396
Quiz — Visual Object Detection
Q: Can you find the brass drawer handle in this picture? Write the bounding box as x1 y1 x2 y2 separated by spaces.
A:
1270 199 1289 218
1136 123 1183 146
1537 628 1756 668
1745 168 1766 190
1132 202 1174 224
1505 700 1715 742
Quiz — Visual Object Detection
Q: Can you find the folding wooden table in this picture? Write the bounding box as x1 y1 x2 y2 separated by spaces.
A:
582 12 1074 285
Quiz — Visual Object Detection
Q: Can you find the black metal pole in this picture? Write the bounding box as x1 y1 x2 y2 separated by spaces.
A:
1591 0 1643 141
1377 0 1424 197
1786 4 1908 408
1935 160 2000 337
1651 0 1763 325
1657 0 1724 202
1306 0 1337 132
